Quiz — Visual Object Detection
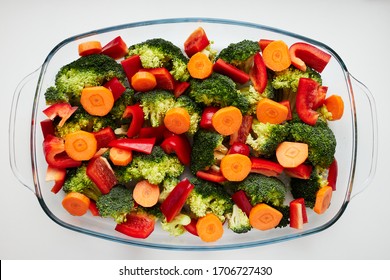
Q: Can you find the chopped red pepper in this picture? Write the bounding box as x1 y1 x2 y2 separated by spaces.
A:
122 104 144 138
284 163 313 179
108 138 156 154
88 200 100 216
229 115 253 144
183 218 199 236
160 135 191 165
141 68 175 90
42 102 78 127
173 81 190 98
327 159 338 191
289 42 331 73
249 53 268 93
199 106 219 130
43 135 81 169
45 165 67 194
213 58 250 84
86 156 118 194
196 170 226 183
40 119 55 139
103 77 126 101
121 55 142 82
160 178 194 222
258 39 273 51
290 198 308 229
93 127 116 150
101 36 128 60
279 100 292 121
138 125 166 144
184 27 210 57
115 212 155 239
250 157 284 177
227 142 250 156
231 190 253 217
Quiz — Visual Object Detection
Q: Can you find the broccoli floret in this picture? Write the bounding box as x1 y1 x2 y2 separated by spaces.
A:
187 178 234 222
246 119 289 157
161 214 191 236
96 185 135 224
158 177 180 202
127 38 190 81
62 165 102 201
116 146 184 185
190 129 224 175
274 205 290 228
233 173 287 207
109 88 134 120
189 73 250 113
45 54 126 105
289 120 336 168
135 90 176 127
290 165 328 208
227 204 251 234
173 95 202 135
216 40 260 73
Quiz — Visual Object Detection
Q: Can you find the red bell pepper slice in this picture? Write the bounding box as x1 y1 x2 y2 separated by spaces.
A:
258 39 273 52
284 163 313 179
249 52 268 94
141 68 175 91
289 42 331 73
184 27 210 57
115 212 155 239
296 78 328 126
290 198 308 229
160 178 194 222
196 170 226 183
138 125 166 144
88 200 100 216
231 190 253 217
173 81 190 98
43 135 82 169
213 58 250 84
121 55 142 82
103 77 126 101
327 158 338 191
93 127 116 149
160 135 191 165
86 156 118 194
45 165 66 194
250 157 284 177
199 106 219 130
279 100 292 121
108 138 156 154
184 218 199 236
40 119 55 139
42 102 78 127
122 104 144 138
101 36 128 60
227 142 250 156
229 115 253 144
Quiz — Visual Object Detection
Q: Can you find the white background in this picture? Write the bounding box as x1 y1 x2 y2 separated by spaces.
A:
1 0 389 260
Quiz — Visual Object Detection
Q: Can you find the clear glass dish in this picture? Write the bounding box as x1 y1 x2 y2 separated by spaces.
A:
9 18 378 250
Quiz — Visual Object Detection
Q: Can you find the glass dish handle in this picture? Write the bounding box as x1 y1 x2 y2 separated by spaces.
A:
349 74 378 198
9 69 41 194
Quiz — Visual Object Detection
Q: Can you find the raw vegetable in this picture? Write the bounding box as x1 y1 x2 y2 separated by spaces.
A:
109 147 133 166
289 42 331 73
80 86 115 117
101 36 128 60
256 98 288 124
187 52 213 79
313 186 333 214
323 94 344 120
196 213 224 242
249 203 283 231
133 180 160 207
276 141 309 168
184 27 210 57
262 40 291 71
212 106 243 136
163 107 191 134
64 130 97 161
220 153 251 182
62 192 91 216
78 41 102 56
131 71 157 92
115 212 155 239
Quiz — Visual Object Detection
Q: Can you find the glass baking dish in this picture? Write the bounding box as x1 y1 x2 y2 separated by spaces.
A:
9 18 378 250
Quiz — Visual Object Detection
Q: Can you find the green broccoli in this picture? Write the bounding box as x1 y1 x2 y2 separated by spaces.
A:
189 73 250 114
135 90 176 127
216 39 260 73
108 88 134 121
232 173 287 207
115 146 184 185
187 178 234 222
62 165 102 201
190 129 225 175
289 120 336 168
246 119 289 157
274 205 290 228
127 38 190 81
290 165 329 208
44 54 126 105
158 177 180 202
161 214 191 236
96 185 135 224
227 204 251 234
173 95 202 135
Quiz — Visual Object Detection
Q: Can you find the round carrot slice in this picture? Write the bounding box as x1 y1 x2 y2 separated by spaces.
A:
80 86 114 116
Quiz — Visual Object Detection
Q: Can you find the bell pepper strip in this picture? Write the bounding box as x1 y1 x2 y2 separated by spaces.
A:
121 55 142 83
160 178 194 222
250 157 284 177
229 115 253 145
290 198 308 229
103 77 126 101
93 127 116 150
173 81 190 98
115 212 155 239
296 78 327 126
227 142 250 156
86 156 118 194
231 190 253 217
279 100 292 121
43 135 82 169
122 104 144 138
138 125 166 144
199 106 219 130
45 165 66 194
40 119 55 139
184 27 210 57
88 200 100 216
327 158 338 191
101 36 128 60
289 42 331 73
284 163 313 179
108 138 156 154
42 102 78 127
249 53 268 93
160 135 191 165
196 170 226 183
184 218 199 236
258 39 273 52
213 58 250 84
141 68 175 91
